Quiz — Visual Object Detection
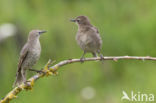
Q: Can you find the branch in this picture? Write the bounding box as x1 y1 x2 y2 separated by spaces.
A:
1 56 156 103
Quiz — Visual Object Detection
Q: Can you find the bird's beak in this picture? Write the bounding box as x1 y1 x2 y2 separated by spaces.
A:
70 19 76 22
39 30 47 35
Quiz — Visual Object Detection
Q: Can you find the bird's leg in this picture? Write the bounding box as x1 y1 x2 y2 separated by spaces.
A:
97 50 104 61
92 52 98 57
21 69 26 82
29 68 44 73
100 53 104 60
80 51 86 63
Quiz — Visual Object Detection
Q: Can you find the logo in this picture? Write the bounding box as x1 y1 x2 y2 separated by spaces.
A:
121 91 154 102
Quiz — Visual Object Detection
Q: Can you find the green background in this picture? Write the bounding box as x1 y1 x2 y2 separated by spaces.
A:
0 0 156 103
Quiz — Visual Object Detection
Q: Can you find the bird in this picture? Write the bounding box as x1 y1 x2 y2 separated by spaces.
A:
13 30 46 87
70 16 103 62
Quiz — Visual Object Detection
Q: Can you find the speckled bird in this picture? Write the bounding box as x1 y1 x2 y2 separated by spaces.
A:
71 16 103 61
13 30 46 87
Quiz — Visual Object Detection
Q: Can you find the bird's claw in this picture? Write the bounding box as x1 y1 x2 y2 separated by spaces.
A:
100 54 104 61
24 79 34 90
80 57 85 63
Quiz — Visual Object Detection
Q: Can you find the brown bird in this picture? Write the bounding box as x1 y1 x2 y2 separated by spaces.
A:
70 16 103 61
13 30 46 87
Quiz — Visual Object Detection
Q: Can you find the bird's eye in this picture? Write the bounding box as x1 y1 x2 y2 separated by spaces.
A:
77 19 80 22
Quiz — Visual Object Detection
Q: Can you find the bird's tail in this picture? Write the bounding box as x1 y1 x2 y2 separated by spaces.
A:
13 69 26 87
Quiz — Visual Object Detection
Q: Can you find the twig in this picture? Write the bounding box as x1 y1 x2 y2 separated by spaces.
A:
1 56 156 103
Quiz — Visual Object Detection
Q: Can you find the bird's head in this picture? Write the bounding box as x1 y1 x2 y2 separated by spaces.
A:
70 16 91 26
28 30 46 41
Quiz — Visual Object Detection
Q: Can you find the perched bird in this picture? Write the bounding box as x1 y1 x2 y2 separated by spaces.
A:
13 30 46 87
70 16 103 61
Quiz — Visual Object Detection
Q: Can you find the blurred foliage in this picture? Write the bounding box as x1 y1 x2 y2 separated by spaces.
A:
0 0 156 103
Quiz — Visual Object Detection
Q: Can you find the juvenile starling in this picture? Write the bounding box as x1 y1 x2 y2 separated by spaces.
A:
70 16 103 61
13 30 46 87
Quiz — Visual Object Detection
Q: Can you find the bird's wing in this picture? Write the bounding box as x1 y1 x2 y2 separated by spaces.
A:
86 26 102 47
17 43 29 72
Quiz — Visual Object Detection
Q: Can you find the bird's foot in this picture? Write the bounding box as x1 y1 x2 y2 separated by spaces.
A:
100 54 104 61
80 57 85 63
24 78 35 90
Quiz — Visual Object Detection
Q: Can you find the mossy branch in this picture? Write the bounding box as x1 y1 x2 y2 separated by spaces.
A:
1 56 156 103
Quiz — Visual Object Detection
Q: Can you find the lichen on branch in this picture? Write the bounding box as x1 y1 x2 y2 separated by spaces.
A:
1 56 156 103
